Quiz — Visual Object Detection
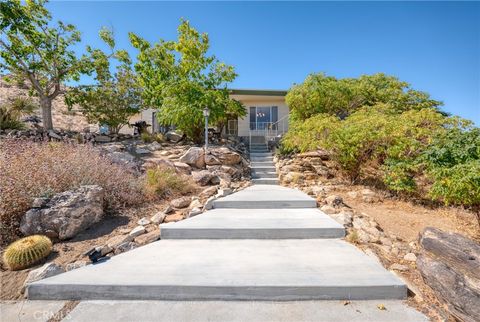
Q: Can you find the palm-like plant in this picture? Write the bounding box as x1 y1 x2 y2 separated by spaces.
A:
0 97 37 130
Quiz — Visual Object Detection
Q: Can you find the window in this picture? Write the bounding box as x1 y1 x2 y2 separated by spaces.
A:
249 106 278 130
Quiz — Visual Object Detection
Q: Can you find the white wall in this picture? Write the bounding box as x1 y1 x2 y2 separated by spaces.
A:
129 95 289 138
232 95 289 137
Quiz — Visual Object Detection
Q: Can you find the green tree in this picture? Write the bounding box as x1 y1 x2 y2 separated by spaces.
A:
66 28 141 134
130 19 245 142
286 72 442 121
0 0 90 130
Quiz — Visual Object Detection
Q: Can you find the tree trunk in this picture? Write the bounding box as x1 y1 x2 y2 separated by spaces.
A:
40 96 53 130
417 227 480 322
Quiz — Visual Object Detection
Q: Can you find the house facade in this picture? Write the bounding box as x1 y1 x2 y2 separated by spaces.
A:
132 89 289 143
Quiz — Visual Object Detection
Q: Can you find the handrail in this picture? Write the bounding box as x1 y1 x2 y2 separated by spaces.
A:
248 114 289 148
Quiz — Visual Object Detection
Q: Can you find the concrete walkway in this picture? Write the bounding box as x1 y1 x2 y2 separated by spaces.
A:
23 144 427 320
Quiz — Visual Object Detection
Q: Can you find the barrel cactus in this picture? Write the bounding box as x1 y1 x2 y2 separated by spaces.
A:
3 235 52 270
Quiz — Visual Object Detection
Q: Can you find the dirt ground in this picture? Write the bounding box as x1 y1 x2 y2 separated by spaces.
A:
337 186 479 242
331 184 479 321
0 202 162 300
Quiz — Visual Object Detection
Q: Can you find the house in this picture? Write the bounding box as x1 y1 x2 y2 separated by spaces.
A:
132 89 289 144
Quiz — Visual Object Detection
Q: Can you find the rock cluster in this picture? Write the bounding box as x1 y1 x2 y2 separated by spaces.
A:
20 185 104 240
276 150 334 185
0 127 134 143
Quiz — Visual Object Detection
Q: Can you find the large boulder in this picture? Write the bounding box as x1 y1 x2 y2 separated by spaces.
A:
179 147 205 169
205 147 242 166
192 170 218 186
20 185 104 240
166 131 183 143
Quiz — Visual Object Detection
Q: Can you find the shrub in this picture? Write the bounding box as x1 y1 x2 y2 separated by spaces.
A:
141 132 153 143
144 165 194 199
281 114 340 154
3 235 52 270
286 72 442 121
422 128 480 219
0 139 145 243
0 97 37 130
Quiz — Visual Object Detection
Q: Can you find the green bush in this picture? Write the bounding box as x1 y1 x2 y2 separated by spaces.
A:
286 73 441 121
282 71 479 215
144 165 194 198
0 97 36 130
422 128 480 211
281 114 339 154
141 132 154 143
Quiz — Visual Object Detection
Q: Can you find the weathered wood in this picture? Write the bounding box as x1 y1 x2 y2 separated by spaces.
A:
419 227 480 279
417 254 480 322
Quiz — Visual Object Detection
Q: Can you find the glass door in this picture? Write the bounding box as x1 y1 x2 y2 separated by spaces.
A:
249 106 278 130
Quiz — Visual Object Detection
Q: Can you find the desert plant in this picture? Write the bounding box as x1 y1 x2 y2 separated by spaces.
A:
0 139 145 243
141 132 153 143
3 235 52 270
144 165 194 199
0 97 37 130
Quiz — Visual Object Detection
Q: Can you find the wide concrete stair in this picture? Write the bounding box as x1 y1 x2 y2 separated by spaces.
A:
250 143 279 185
161 208 345 239
27 184 407 302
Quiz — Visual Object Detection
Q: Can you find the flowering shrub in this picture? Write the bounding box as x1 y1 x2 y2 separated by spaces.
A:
0 139 145 243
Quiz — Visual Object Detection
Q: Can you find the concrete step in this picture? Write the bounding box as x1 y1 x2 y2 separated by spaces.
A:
251 166 276 172
251 161 275 167
252 178 279 185
161 208 345 239
250 150 270 153
252 171 277 178
65 300 428 322
213 185 316 208
250 152 273 157
27 239 407 301
251 157 274 162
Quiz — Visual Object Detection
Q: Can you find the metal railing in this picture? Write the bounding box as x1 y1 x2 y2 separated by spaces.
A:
249 115 289 148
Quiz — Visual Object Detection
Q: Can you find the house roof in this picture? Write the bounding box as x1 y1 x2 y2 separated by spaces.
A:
229 89 287 97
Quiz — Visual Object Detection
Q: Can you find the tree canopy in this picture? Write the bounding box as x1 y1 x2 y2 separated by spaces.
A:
130 19 245 142
286 72 442 121
0 0 91 130
66 28 141 134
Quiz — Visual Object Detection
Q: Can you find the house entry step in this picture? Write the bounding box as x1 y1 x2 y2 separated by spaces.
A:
251 166 276 172
250 152 273 157
161 208 345 239
252 171 277 178
252 178 279 185
27 239 406 301
251 157 274 162
251 161 275 167
213 185 316 208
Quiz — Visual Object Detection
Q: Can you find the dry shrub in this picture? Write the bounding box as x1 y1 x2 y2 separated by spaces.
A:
144 165 194 199
0 139 145 243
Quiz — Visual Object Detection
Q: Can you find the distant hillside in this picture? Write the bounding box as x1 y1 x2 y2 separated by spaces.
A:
0 77 94 132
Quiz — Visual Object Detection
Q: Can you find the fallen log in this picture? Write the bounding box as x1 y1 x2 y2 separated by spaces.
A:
417 227 480 322
417 254 480 322
419 227 480 279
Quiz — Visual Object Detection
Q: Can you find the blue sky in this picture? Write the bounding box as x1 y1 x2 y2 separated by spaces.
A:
47 1 479 124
